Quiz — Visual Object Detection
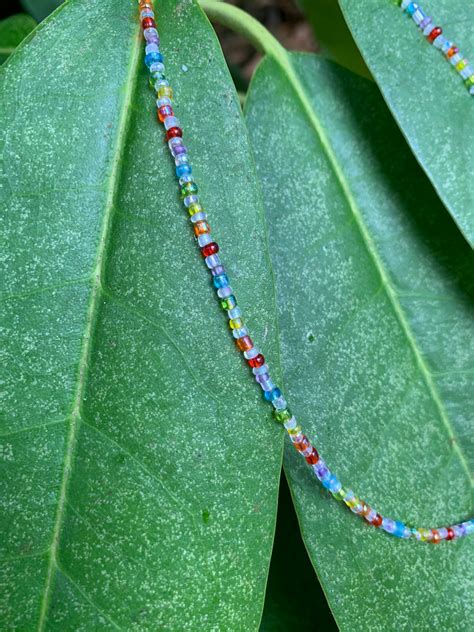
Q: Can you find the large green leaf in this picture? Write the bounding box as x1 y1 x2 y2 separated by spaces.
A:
298 0 370 79
0 0 283 628
245 53 473 630
339 0 474 246
0 14 36 64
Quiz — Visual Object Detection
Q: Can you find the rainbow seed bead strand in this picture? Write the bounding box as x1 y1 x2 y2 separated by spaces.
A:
138 1 474 543
399 1 474 95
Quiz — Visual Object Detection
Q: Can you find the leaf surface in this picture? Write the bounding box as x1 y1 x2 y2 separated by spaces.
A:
339 0 474 246
245 53 474 631
0 0 283 628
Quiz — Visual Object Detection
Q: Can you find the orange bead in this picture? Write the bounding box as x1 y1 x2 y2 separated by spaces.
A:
430 529 441 544
236 336 253 352
193 221 210 237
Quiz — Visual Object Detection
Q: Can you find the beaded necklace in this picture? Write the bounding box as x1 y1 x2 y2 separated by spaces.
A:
400 1 474 95
138 0 474 543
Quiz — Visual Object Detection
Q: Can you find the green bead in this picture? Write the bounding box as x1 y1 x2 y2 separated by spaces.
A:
148 72 166 88
273 407 292 423
221 295 237 310
181 181 198 199
465 75 474 88
333 487 347 501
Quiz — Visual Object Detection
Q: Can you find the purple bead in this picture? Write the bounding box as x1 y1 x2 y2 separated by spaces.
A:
315 462 329 480
419 16 431 29
211 265 225 276
255 372 270 384
144 27 159 42
173 144 187 156
382 518 397 534
453 524 466 538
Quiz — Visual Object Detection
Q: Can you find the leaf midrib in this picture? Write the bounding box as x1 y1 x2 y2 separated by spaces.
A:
202 1 472 484
36 17 142 630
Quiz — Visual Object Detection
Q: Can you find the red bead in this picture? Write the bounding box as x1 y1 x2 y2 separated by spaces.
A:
142 17 155 29
166 127 182 140
372 513 383 528
446 527 455 541
305 447 319 465
201 242 219 258
428 26 442 42
236 335 253 352
248 353 265 368
158 106 173 122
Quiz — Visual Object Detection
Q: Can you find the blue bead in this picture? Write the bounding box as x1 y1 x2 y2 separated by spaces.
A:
213 274 229 289
264 387 281 402
145 52 164 68
393 520 406 538
176 164 192 178
407 3 419 15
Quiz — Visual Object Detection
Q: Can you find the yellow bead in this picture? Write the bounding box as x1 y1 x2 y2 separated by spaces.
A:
188 203 203 216
345 495 359 509
418 528 430 541
456 58 468 71
157 85 173 99
287 424 302 436
229 317 243 329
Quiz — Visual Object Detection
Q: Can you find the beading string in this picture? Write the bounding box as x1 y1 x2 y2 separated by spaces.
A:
137 0 473 542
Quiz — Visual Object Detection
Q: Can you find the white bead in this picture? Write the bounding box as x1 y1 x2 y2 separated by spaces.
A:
227 307 241 319
460 66 472 79
190 211 207 223
217 286 233 298
412 9 424 25
244 347 259 359
450 53 462 66
272 396 287 410
164 116 180 130
423 23 435 36
283 416 297 430
205 254 220 268
198 233 212 247
156 96 171 108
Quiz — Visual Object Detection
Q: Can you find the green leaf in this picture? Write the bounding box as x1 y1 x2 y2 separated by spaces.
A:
21 0 63 23
259 475 337 632
298 0 371 79
245 52 473 631
0 0 283 628
339 0 474 246
0 13 36 64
